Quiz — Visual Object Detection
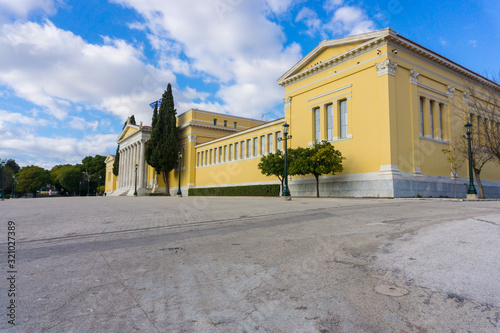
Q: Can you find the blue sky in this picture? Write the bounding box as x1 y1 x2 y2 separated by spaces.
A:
0 0 498 168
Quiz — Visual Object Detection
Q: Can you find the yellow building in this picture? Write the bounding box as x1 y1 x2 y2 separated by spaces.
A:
106 28 500 198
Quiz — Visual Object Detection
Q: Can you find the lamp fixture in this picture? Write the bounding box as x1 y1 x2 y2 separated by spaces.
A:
376 49 381 55
392 49 398 54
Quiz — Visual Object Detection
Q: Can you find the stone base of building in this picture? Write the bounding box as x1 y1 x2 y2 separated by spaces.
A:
287 171 500 199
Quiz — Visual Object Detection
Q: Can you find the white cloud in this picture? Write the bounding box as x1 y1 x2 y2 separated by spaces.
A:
295 7 323 37
296 5 375 40
0 0 55 22
112 0 302 119
0 109 50 128
0 20 176 122
68 117 99 131
469 40 477 47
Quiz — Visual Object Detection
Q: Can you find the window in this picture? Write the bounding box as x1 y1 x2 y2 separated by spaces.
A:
224 145 228 161
314 108 320 142
430 101 434 138
197 152 200 167
235 143 239 160
340 100 347 139
209 149 212 165
224 120 227 127
213 119 217 126
276 132 281 151
241 141 245 159
234 122 237 129
261 135 265 155
229 144 233 161
201 151 204 166
205 150 208 165
214 148 217 164
247 140 251 157
268 133 273 153
438 103 443 139
253 138 258 156
327 104 333 140
219 147 223 163
420 97 424 136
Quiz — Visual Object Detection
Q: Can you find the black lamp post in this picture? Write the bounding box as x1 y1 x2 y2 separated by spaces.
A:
0 160 5 201
465 122 477 196
134 164 138 196
79 181 82 197
87 177 90 196
14 180 18 199
98 175 101 196
278 122 292 200
176 150 183 197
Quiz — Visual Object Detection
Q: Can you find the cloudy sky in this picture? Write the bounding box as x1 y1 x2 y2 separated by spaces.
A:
0 0 499 168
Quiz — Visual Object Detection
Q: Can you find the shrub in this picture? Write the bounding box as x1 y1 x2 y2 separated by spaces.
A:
189 184 280 197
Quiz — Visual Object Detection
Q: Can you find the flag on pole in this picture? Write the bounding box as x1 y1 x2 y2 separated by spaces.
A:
149 98 161 109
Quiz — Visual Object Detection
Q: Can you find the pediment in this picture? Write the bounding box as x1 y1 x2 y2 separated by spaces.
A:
278 28 394 85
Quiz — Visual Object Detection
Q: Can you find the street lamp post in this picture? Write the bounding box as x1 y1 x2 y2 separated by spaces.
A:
465 122 477 198
79 181 82 197
278 122 292 200
134 164 138 196
0 160 6 201
14 180 18 199
176 150 183 197
87 177 90 196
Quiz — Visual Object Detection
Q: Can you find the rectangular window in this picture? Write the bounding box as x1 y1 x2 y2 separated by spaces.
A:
224 120 227 127
247 140 251 157
209 149 212 165
261 135 266 155
229 144 233 161
241 141 245 159
253 138 258 156
276 132 281 151
430 101 434 138
200 151 204 166
224 145 228 161
197 152 200 167
235 142 239 160
234 122 237 128
340 100 347 139
420 97 424 136
219 147 223 163
438 103 443 139
214 148 217 164
327 104 333 140
268 133 273 153
314 108 321 142
213 119 217 126
205 150 208 165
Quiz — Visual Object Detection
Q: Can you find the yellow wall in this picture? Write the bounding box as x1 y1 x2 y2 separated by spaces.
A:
104 156 118 193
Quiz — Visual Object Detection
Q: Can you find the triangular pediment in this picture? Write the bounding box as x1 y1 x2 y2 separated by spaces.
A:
278 28 394 85
117 122 140 143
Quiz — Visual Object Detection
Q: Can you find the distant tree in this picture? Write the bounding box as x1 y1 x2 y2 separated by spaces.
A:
289 141 344 197
50 164 71 192
145 102 159 175
1 165 14 195
17 166 50 197
148 85 178 195
58 166 83 195
123 115 137 129
6 159 20 174
258 150 287 191
112 146 120 177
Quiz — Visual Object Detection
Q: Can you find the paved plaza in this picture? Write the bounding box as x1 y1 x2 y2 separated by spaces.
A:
1 196 500 332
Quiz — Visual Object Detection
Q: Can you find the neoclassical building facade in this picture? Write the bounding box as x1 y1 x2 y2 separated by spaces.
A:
106 28 500 198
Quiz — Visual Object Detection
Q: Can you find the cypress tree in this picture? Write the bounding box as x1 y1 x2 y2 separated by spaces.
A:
148 85 178 195
112 146 120 176
145 102 160 176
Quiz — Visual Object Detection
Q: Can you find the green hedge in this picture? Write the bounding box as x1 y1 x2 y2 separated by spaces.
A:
188 184 280 197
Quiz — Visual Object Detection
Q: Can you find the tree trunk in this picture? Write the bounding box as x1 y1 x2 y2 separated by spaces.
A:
279 177 284 196
315 174 319 198
162 171 171 196
473 169 485 199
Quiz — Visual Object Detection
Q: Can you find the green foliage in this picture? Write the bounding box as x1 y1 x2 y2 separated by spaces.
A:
17 166 50 196
123 114 136 129
113 146 120 176
6 159 20 174
257 150 287 189
188 184 280 197
148 84 179 194
145 102 160 173
289 141 344 197
81 155 106 181
58 166 83 195
1 164 15 195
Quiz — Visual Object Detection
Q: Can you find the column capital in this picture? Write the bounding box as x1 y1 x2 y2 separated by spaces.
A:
410 69 420 84
447 85 455 99
283 96 292 109
376 59 398 77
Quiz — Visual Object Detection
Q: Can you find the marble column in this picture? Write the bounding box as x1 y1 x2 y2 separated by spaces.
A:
118 149 123 189
139 140 145 188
